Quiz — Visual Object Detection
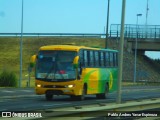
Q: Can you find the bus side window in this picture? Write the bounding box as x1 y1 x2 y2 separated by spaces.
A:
115 53 118 66
98 51 101 66
87 51 90 67
77 50 83 78
110 52 113 67
93 51 96 66
103 52 106 67
90 51 94 67
79 49 84 67
95 51 99 67
113 52 117 67
105 52 110 67
84 50 88 67
100 51 104 67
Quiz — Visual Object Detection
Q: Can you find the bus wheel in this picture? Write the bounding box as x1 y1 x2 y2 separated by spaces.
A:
45 93 53 101
77 85 87 101
96 84 109 99
70 95 76 100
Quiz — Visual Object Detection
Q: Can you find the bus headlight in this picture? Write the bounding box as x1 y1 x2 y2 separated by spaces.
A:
37 84 42 88
68 85 74 88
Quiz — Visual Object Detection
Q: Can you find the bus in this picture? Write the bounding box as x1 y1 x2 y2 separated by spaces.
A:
30 45 118 101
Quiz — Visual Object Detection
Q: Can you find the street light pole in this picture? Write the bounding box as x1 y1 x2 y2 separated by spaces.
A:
145 0 149 38
145 0 149 26
19 0 24 87
133 14 142 83
105 0 110 48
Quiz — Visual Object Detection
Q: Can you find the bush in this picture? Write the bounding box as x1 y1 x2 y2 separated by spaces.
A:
0 70 17 87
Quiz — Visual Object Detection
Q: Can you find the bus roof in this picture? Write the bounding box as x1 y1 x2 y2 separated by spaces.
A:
39 45 118 52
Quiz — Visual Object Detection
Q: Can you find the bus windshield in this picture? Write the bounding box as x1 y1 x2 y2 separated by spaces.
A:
36 50 77 81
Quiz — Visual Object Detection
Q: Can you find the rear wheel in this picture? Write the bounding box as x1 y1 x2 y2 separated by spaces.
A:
96 83 109 99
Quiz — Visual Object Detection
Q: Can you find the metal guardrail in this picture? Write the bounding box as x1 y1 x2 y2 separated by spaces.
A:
110 24 160 39
0 33 105 38
37 98 160 119
1 24 160 40
3 98 159 120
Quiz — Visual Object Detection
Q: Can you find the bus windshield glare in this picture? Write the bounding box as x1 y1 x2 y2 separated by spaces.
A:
36 50 77 81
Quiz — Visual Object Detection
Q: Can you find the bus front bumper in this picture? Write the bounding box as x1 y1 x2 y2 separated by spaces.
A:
35 81 83 96
35 87 76 95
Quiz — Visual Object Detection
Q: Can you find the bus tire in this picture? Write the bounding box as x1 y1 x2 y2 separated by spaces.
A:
45 93 53 101
70 95 76 100
96 83 109 99
77 85 87 101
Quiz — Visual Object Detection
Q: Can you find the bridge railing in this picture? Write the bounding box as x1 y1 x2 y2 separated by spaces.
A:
1 24 160 40
0 33 105 38
110 24 160 40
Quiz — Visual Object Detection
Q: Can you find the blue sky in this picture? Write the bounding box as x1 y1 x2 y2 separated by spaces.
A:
0 0 159 59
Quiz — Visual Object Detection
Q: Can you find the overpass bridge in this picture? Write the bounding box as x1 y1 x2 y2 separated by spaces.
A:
0 24 160 53
110 24 160 54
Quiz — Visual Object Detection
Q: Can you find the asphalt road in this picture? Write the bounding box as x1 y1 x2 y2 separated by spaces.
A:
0 86 159 98
0 86 159 112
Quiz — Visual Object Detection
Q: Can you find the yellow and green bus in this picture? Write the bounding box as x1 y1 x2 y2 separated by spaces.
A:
30 45 118 100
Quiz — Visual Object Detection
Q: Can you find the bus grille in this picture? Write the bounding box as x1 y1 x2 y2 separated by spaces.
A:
43 85 65 88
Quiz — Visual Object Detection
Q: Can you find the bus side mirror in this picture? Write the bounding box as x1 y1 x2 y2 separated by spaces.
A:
73 56 79 69
30 55 37 68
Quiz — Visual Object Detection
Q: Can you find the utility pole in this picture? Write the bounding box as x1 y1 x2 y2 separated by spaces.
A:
117 0 126 104
19 0 24 87
105 0 110 48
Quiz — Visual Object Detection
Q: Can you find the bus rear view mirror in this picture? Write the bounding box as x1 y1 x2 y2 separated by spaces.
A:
30 55 37 68
73 56 79 69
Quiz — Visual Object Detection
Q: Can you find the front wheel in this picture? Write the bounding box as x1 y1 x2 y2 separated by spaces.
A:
45 93 53 101
77 85 87 101
96 83 109 99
